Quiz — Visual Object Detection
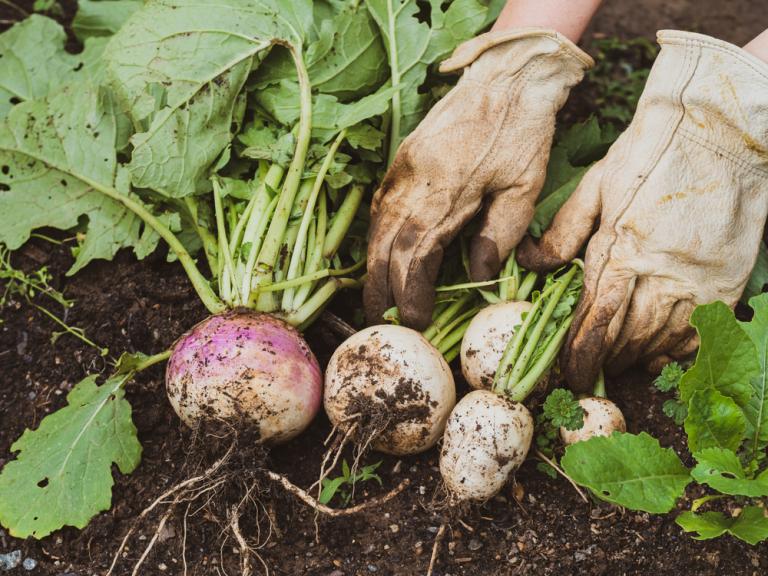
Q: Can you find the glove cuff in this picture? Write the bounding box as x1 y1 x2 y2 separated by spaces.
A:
648 30 768 170
439 28 594 74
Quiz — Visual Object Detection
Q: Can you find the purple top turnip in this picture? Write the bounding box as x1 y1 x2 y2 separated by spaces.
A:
166 311 322 443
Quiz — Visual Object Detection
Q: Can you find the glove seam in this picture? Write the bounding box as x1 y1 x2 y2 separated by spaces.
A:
658 31 768 84
678 126 768 179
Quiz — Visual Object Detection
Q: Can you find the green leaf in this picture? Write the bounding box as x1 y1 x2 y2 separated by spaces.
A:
72 0 142 41
319 476 348 505
662 399 688 426
679 301 758 407
256 2 389 100
104 0 314 197
556 116 615 166
365 0 490 159
561 432 690 513
684 389 746 453
346 124 386 151
0 84 163 273
542 388 584 431
0 374 141 538
677 507 768 545
0 15 106 119
740 294 768 457
742 242 768 304
691 447 768 497
654 362 685 392
529 166 588 238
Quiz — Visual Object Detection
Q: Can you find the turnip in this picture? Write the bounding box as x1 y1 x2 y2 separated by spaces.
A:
558 373 626 445
324 324 456 455
441 262 584 502
559 397 626 445
461 301 532 390
440 390 533 501
166 311 322 443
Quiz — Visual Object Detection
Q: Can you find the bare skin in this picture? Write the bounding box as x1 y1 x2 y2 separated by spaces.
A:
493 0 604 41
745 28 768 63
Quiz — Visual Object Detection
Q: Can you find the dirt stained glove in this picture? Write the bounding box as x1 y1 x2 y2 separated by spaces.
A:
518 31 768 392
364 29 594 329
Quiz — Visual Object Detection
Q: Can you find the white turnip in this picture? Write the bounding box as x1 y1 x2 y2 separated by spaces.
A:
560 397 626 445
440 390 533 501
460 301 533 390
324 325 456 456
166 311 322 443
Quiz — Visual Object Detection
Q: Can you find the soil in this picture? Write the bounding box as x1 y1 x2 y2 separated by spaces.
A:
1 1 768 576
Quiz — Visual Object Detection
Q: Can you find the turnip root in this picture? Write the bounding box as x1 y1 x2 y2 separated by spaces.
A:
560 397 626 445
324 325 456 456
166 311 322 443
440 390 533 501
460 301 533 390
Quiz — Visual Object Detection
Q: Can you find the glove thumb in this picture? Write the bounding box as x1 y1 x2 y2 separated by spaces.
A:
517 160 605 272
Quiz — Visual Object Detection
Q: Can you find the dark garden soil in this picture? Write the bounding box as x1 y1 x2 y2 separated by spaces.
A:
2 1 768 575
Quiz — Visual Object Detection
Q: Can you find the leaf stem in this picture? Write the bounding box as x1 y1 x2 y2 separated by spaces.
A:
83 179 225 314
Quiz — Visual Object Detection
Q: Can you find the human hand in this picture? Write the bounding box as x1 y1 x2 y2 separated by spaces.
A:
519 31 768 391
364 29 593 328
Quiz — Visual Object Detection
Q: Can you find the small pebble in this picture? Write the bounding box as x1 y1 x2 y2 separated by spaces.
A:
22 558 36 571
468 539 483 551
158 562 167 571
0 550 21 571
367 565 377 573
427 526 439 534
389 524 399 533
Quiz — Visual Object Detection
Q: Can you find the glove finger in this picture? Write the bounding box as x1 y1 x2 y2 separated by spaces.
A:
604 277 680 376
469 186 536 282
517 160 605 272
562 262 637 393
644 328 699 375
363 178 411 325
640 298 696 361
390 203 479 330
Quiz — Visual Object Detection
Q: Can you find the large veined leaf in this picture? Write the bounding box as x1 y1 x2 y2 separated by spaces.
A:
0 84 164 274
677 507 768 544
691 447 768 497
254 1 389 100
103 0 314 198
0 374 141 539
679 301 758 407
364 0 491 163
739 294 768 458
72 0 143 41
561 432 691 514
0 15 107 119
684 389 746 453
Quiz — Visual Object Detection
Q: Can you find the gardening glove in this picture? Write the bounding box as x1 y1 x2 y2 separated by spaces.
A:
364 29 594 329
518 30 768 392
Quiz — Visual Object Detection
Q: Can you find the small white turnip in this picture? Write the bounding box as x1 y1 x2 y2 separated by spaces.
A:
460 301 532 390
324 325 456 456
166 311 322 443
440 390 533 502
560 397 626 445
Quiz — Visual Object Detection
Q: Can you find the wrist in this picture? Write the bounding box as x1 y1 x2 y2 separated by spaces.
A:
744 29 768 64
492 0 603 43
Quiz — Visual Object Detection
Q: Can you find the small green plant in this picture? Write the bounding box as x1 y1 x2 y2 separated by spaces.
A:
318 460 382 506
535 388 585 478
562 294 768 544
653 362 688 425
0 245 108 356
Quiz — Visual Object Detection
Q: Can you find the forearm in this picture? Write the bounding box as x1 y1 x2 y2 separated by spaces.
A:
744 29 768 64
492 0 604 43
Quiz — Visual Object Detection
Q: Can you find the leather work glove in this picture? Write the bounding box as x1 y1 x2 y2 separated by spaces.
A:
364 29 594 329
518 31 768 392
